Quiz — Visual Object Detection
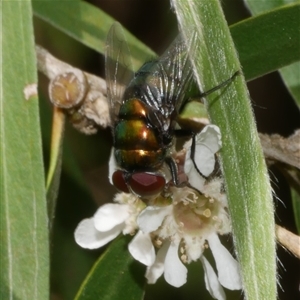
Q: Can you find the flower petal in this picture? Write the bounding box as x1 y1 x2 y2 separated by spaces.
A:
108 147 117 185
93 203 129 232
128 230 155 266
137 205 172 233
192 125 222 177
201 256 226 300
184 162 206 191
193 145 215 177
74 218 123 249
164 241 187 288
146 241 170 284
208 233 242 290
197 125 222 153
184 125 222 183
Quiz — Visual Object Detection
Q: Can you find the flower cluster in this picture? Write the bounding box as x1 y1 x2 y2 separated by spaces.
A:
74 125 242 299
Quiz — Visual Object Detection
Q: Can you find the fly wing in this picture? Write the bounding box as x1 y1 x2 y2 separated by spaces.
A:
135 33 196 121
105 22 134 124
159 33 196 112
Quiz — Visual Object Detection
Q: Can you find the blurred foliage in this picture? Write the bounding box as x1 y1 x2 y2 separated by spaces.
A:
1 2 49 299
2 0 299 299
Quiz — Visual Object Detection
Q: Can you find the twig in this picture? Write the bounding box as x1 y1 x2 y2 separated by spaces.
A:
36 45 110 134
276 225 300 259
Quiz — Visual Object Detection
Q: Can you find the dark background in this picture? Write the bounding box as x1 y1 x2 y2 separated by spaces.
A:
34 0 300 299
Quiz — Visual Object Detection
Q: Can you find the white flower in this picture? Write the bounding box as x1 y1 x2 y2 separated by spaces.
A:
75 124 242 299
129 125 241 297
74 193 145 249
136 184 242 298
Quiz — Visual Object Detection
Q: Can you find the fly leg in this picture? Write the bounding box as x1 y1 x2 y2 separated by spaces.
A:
197 70 240 99
165 128 193 187
165 156 180 186
190 133 208 179
183 71 240 176
173 129 211 180
165 134 208 195
170 129 208 186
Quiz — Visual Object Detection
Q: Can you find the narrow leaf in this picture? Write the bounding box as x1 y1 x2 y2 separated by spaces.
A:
171 1 276 300
33 1 300 83
230 3 300 81
75 236 146 300
244 0 296 17
1 1 49 299
46 107 65 232
32 1 155 70
291 188 300 233
280 63 300 103
244 0 300 104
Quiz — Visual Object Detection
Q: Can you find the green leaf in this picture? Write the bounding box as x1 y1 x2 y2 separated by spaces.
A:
75 236 146 300
33 1 300 84
280 63 300 102
244 0 297 16
0 1 49 299
230 3 300 81
45 108 65 232
244 0 300 104
291 188 300 233
32 1 155 70
171 1 276 300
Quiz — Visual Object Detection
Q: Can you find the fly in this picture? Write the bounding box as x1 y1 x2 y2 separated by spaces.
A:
106 22 238 198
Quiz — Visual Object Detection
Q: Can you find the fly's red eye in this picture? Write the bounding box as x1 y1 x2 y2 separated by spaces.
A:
129 173 165 197
112 170 129 193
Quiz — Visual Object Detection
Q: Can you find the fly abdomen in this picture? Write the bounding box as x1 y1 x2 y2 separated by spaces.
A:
114 97 166 170
114 148 165 170
114 119 160 150
114 117 166 169
118 98 148 119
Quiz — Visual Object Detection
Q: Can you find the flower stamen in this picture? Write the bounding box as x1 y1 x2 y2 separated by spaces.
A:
203 208 212 218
